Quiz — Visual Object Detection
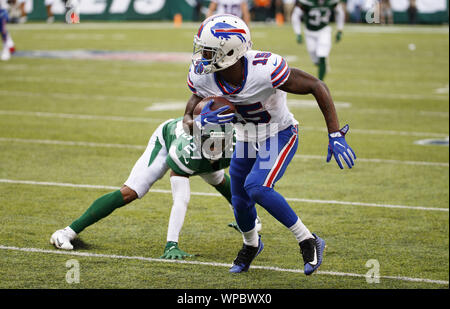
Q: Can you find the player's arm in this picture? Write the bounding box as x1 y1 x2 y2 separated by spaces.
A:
183 94 203 135
334 2 345 42
279 68 356 169
206 1 217 18
291 5 303 44
241 1 251 25
280 68 339 133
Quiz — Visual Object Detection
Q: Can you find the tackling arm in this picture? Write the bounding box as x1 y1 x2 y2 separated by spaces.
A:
279 68 339 133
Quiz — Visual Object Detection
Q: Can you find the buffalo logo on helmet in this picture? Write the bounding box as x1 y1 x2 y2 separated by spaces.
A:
210 22 247 43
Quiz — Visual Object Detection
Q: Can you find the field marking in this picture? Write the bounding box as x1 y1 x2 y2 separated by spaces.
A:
0 109 448 138
0 110 166 124
1 85 448 102
8 22 449 34
1 137 448 167
0 245 447 286
0 179 447 212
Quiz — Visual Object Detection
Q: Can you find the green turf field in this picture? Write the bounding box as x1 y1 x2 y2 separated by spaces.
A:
0 22 448 290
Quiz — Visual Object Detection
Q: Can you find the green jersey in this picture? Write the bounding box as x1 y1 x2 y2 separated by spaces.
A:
161 117 231 177
297 0 340 31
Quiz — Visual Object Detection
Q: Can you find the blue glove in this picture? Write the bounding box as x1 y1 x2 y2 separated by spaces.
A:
326 124 356 169
195 100 235 126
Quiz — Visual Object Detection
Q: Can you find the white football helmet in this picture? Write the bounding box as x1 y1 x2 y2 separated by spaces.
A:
192 14 252 75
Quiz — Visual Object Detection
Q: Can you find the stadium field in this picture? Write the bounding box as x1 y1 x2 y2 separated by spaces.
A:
0 22 448 290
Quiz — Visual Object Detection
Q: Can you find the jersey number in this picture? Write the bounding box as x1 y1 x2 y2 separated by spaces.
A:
252 52 272 66
235 102 271 124
309 8 331 26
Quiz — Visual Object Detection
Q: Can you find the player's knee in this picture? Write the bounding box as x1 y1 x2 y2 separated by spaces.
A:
244 183 271 205
231 195 252 212
120 185 138 204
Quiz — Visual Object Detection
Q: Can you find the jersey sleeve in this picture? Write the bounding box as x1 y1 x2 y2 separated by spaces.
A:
268 53 291 89
187 67 198 95
187 65 210 98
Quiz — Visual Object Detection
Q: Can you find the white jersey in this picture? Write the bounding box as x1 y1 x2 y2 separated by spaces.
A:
212 0 247 18
188 50 298 142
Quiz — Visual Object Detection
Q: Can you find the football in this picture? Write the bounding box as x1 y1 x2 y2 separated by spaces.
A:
193 96 235 118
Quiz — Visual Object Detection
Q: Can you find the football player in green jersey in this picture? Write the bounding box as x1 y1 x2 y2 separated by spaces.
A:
291 0 345 80
50 117 260 259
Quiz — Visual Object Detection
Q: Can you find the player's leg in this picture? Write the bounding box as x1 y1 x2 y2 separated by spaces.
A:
45 0 55 23
51 125 170 250
228 142 264 273
200 170 262 233
243 125 324 275
317 26 332 81
161 172 194 259
0 8 12 61
304 29 319 66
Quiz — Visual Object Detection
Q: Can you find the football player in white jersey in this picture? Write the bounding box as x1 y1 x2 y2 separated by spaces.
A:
183 14 356 275
207 0 251 25
0 0 15 61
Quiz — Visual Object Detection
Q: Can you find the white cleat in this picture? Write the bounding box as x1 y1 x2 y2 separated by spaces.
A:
50 227 77 250
1 47 11 61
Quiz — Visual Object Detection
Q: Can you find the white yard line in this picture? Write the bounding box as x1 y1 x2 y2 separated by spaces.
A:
1 137 448 167
0 179 447 212
0 109 448 138
7 23 449 34
0 245 447 285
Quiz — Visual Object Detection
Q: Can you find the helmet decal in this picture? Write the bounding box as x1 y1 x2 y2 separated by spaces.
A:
210 22 247 43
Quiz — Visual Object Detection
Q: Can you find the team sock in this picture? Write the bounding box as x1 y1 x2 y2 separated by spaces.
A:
69 190 126 234
318 57 327 80
242 226 259 247
288 218 313 243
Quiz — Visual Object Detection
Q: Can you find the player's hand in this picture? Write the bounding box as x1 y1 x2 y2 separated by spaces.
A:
296 34 303 44
335 31 343 43
195 100 235 126
160 242 194 260
326 124 356 169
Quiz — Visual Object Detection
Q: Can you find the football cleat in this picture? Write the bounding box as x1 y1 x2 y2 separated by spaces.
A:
160 241 194 260
229 235 263 273
299 233 325 275
50 227 77 250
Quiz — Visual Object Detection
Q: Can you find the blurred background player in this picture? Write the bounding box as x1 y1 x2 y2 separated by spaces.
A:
292 0 345 80
50 116 261 259
0 0 15 61
379 0 393 25
207 0 251 25
45 0 54 23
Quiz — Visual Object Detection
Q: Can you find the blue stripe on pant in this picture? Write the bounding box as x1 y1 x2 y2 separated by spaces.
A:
0 9 8 42
230 125 300 232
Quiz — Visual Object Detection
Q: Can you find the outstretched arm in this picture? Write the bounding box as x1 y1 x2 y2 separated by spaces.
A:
279 68 340 133
279 68 356 169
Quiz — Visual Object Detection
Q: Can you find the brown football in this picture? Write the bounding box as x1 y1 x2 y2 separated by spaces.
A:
193 96 235 118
